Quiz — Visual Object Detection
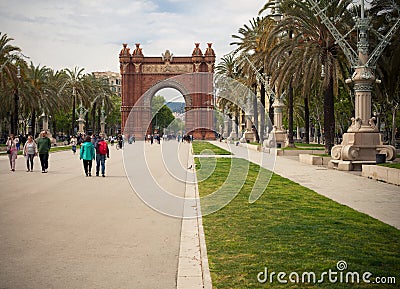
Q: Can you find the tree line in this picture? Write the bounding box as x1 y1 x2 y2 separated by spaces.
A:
216 0 400 152
0 32 120 141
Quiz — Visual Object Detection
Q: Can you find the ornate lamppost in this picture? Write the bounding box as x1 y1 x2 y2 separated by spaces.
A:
76 103 88 134
100 107 106 135
307 0 400 170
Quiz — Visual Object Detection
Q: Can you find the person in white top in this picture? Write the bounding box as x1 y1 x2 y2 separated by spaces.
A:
70 136 77 154
23 135 38 172
6 134 18 172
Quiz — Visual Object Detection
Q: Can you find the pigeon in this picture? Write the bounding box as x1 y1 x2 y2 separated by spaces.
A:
187 165 192 169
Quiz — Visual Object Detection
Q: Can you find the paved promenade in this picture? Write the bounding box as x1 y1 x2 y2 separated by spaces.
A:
0 142 207 289
211 141 400 229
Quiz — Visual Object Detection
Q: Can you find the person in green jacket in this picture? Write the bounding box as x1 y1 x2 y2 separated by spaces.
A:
37 130 52 173
80 135 95 176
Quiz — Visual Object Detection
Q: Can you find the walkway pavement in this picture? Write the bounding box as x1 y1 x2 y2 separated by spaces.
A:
0 142 209 289
211 141 400 229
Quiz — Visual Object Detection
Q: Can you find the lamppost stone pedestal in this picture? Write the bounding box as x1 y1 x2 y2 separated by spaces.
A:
241 116 255 143
39 112 55 144
330 65 396 170
264 96 288 148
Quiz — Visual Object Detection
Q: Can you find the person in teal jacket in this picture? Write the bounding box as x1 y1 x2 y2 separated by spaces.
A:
80 135 95 176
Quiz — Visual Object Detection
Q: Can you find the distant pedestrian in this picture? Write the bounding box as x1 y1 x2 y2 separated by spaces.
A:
37 130 51 173
80 135 95 177
70 136 77 154
117 134 123 149
23 135 37 172
15 135 20 151
95 134 110 177
6 134 18 172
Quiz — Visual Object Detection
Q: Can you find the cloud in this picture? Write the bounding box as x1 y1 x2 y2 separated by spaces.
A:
0 0 264 72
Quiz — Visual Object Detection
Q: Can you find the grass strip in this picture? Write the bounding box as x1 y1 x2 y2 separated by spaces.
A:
192 140 231 155
379 163 400 169
0 145 74 156
282 142 325 151
195 157 400 288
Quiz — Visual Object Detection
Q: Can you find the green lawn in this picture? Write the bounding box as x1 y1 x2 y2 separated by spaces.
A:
379 162 400 169
249 141 262 146
294 142 325 148
192 140 231 155
282 143 325 151
194 155 399 288
312 153 331 157
0 145 74 156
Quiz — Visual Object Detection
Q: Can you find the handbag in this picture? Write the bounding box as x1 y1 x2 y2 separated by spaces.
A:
6 149 11 154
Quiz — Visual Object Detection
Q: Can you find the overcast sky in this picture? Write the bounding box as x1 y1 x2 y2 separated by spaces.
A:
0 0 267 74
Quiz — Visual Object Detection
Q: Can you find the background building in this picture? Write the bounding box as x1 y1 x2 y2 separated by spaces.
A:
92 71 121 97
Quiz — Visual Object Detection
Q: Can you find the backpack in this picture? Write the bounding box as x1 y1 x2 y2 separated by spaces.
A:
98 141 107 155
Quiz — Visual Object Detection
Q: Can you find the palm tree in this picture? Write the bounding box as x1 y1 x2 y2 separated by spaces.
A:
21 62 59 136
0 32 25 134
231 17 277 141
59 67 87 135
370 0 400 146
215 54 243 137
265 0 353 152
85 74 114 134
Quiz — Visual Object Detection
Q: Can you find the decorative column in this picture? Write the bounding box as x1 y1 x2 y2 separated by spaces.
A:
305 0 398 170
229 117 237 140
264 96 288 148
223 116 229 138
330 6 396 170
39 112 54 143
241 94 255 142
76 105 87 134
41 112 49 132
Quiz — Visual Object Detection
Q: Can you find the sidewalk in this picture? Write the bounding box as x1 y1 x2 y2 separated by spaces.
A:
211 141 400 230
0 142 208 289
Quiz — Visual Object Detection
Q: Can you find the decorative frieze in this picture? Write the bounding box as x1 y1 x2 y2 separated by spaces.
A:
142 63 193 74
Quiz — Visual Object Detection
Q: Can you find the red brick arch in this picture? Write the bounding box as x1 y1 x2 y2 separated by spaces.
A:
119 43 216 139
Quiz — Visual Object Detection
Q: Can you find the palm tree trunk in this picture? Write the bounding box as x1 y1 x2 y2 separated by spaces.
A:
391 105 398 146
253 86 258 140
31 110 36 137
52 118 57 138
12 89 19 134
268 94 274 133
288 80 294 146
324 75 335 153
71 92 76 135
97 105 101 134
85 112 89 134
260 83 266 141
304 96 310 143
91 103 96 134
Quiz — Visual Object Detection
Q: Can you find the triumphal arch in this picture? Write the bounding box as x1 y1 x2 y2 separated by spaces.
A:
119 43 216 139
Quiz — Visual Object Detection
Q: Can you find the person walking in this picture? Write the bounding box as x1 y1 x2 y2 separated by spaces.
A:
37 130 52 173
80 135 95 177
6 134 18 172
95 134 110 177
70 135 77 154
117 133 123 149
23 135 37 172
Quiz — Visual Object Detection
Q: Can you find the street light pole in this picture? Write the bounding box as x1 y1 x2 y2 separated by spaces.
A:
13 65 21 135
307 0 400 170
